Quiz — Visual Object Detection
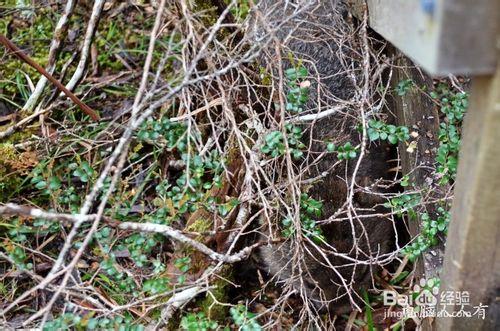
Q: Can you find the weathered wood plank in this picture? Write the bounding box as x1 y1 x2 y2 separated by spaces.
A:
349 0 499 75
388 50 444 331
436 65 500 330
389 48 444 277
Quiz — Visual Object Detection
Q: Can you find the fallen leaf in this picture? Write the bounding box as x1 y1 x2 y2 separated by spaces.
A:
406 141 418 153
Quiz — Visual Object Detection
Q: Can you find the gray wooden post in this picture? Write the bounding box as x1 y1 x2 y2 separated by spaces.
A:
436 65 500 330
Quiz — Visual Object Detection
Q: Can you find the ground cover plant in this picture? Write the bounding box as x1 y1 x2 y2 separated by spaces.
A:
0 0 468 329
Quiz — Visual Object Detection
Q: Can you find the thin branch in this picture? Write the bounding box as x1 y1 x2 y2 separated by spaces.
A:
63 0 106 92
286 105 344 123
0 203 259 264
0 35 100 121
131 0 167 120
22 0 76 112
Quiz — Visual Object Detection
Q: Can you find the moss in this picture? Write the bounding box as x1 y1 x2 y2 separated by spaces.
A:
0 142 37 202
191 0 219 27
0 143 17 161
181 210 232 322
183 209 214 274
185 211 213 233
0 121 38 142
0 144 22 202
199 265 233 321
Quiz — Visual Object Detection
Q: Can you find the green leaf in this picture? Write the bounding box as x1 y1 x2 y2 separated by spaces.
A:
178 274 186 284
73 169 84 178
363 291 375 331
35 180 47 189
48 176 62 190
368 130 380 141
388 134 398 144
285 68 297 80
297 66 308 77
87 318 99 329
292 149 303 159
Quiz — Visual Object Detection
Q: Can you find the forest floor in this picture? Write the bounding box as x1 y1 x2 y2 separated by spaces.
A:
0 1 468 330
